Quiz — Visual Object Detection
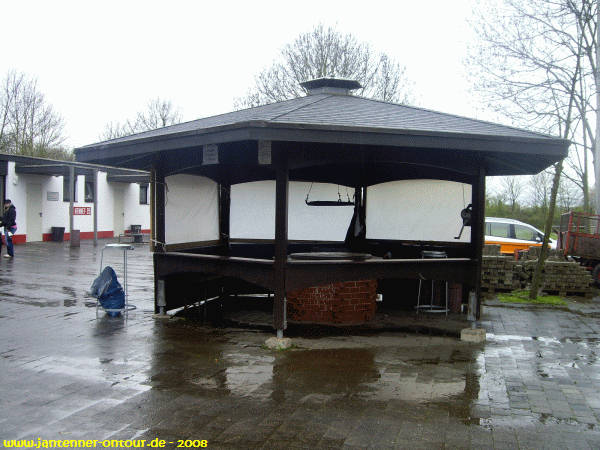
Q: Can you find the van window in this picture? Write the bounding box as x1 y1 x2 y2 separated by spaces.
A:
489 222 510 238
514 224 537 241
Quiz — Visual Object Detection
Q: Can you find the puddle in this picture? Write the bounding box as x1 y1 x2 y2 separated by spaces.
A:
486 333 559 343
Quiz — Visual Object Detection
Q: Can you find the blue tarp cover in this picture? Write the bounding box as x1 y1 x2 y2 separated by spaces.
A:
90 266 125 317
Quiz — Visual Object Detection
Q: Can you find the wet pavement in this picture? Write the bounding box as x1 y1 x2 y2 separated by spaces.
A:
2 241 600 448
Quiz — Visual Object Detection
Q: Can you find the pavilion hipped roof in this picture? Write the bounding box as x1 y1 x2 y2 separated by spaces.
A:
75 84 569 177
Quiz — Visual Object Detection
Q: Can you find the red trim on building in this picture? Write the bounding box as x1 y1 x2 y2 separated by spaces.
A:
14 229 148 244
4 234 27 245
41 231 114 242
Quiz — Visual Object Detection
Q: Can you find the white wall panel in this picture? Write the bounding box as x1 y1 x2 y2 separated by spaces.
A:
6 163 31 234
123 182 150 230
41 175 69 232
231 181 275 239
97 172 113 232
165 174 219 244
231 181 354 241
366 180 472 242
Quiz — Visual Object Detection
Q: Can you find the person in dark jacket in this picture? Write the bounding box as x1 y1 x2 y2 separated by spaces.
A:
0 199 17 258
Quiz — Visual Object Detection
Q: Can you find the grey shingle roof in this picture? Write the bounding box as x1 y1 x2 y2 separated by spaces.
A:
79 93 559 150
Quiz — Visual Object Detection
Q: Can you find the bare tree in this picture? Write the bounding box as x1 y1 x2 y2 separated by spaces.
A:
529 170 553 212
235 25 414 108
500 176 525 213
469 0 596 211
469 0 585 299
558 175 582 210
100 97 182 140
0 70 67 157
135 98 182 130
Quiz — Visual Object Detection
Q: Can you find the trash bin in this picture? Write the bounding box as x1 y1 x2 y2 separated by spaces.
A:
130 225 142 243
51 227 65 242
70 229 80 247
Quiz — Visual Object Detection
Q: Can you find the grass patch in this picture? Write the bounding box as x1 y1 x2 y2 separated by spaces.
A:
497 290 567 306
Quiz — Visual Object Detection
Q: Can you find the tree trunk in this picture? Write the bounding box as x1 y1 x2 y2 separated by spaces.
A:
584 148 590 212
595 1 600 213
529 160 563 299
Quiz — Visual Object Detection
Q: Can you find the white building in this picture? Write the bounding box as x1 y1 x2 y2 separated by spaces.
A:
0 154 150 244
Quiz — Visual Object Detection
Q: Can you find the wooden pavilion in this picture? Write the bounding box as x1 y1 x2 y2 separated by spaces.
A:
75 78 569 336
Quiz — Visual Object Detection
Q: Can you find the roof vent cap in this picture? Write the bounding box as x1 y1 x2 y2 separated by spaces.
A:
300 77 362 96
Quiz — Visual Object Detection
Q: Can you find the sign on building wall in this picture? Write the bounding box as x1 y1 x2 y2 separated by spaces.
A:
203 144 219 165
73 207 91 215
47 191 59 201
258 140 271 165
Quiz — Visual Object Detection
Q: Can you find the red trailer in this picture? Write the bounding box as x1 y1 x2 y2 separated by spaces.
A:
558 211 600 284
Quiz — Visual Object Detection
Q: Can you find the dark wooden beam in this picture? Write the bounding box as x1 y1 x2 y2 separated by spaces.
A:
152 252 474 309
150 168 156 252
154 162 166 253
273 144 289 333
219 183 231 254
471 167 486 319
75 122 568 169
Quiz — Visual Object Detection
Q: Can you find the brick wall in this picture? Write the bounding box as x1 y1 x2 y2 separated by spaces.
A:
287 279 377 325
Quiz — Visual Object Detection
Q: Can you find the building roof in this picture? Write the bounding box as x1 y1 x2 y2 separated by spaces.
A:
0 153 149 182
75 89 569 177
79 94 561 147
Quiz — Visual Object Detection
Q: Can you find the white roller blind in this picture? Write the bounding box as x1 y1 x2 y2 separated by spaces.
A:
165 174 219 244
231 181 354 241
366 180 471 242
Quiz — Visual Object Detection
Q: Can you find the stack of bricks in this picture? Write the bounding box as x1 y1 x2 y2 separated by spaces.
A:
286 279 377 325
517 246 565 261
520 260 594 297
481 245 595 297
481 255 522 294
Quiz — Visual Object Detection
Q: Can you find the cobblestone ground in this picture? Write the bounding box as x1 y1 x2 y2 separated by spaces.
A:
1 241 600 449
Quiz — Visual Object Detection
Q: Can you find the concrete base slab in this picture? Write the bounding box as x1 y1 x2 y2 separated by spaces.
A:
461 328 486 343
152 313 171 320
265 337 292 350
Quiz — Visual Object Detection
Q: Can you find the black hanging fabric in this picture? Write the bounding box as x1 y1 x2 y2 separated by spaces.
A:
344 187 367 251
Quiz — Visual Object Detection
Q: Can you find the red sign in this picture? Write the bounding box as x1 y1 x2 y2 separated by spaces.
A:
73 207 91 215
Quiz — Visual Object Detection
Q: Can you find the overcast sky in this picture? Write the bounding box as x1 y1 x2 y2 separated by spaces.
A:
1 0 479 149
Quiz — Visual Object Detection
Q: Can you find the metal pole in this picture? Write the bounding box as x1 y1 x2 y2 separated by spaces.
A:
124 249 128 307
93 168 98 246
69 166 74 240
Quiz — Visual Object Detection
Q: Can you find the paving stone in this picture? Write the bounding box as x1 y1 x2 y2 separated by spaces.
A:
1 241 600 447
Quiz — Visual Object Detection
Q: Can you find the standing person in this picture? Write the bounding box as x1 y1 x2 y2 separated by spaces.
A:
0 199 17 258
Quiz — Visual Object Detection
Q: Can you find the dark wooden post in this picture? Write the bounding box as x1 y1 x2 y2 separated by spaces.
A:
471 167 486 319
219 183 231 254
93 168 98 246
149 168 156 252
273 144 289 335
154 164 166 253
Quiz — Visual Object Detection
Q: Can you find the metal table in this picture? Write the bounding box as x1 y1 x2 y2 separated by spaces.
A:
416 251 449 316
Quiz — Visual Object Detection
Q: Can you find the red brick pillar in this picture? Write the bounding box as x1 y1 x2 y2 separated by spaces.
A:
287 279 377 325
